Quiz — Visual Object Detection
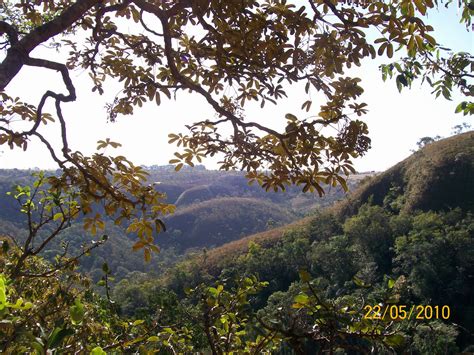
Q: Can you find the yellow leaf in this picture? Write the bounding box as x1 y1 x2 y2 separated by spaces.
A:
413 0 427 15
96 219 105 230
415 35 424 49
424 33 436 46
144 248 151 263
150 244 160 253
132 241 144 251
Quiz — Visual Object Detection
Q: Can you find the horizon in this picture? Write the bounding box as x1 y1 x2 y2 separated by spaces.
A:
0 3 472 173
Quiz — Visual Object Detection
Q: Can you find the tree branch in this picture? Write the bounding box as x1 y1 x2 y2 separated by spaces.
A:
0 21 19 45
0 0 99 90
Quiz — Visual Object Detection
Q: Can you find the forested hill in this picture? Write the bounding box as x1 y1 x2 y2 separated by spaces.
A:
193 131 474 274
2 133 473 353
144 132 473 352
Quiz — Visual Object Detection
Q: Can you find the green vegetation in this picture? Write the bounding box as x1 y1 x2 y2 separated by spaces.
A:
114 199 474 353
1 0 472 255
1 133 473 353
0 0 473 352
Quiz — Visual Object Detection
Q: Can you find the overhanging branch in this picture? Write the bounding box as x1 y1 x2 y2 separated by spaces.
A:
0 0 99 90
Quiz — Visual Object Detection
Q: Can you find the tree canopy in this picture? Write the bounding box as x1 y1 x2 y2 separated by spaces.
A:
0 0 472 250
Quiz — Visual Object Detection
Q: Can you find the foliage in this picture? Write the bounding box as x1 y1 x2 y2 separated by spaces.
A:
3 233 393 354
393 210 474 330
0 0 472 256
157 205 474 351
1 135 473 352
258 271 408 353
410 321 459 354
0 0 472 334
0 186 277 353
337 131 474 216
414 135 441 150
3 171 104 278
381 49 473 110
0 247 153 353
0 167 363 283
343 204 394 273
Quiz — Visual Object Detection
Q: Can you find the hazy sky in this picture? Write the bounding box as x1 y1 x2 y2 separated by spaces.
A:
1 3 472 173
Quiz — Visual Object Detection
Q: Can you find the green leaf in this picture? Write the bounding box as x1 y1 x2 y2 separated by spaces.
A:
18 300 33 310
294 294 309 305
455 101 466 113
90 346 107 355
70 298 85 325
353 276 371 288
31 342 45 355
102 262 110 274
208 287 218 296
387 278 395 289
0 276 7 310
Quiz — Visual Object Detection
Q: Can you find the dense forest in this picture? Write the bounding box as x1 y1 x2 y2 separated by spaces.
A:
1 132 473 353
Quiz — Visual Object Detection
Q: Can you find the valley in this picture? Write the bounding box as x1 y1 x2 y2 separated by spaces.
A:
1 132 473 353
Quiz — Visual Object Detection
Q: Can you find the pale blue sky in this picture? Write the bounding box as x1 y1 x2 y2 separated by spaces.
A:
0 3 472 173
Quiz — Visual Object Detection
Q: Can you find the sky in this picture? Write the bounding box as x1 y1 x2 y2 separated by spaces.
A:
0 2 472 173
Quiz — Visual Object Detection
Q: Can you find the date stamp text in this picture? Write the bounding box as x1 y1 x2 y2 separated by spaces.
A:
363 305 451 320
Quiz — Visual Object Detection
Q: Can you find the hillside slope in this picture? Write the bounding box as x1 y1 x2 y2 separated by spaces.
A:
158 197 297 250
156 133 474 350
196 132 474 274
338 131 474 216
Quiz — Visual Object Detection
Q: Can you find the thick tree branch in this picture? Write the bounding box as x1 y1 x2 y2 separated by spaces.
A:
23 57 76 135
0 21 19 45
0 0 99 90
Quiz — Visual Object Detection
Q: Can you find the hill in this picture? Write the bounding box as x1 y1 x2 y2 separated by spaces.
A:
153 132 474 350
158 197 297 251
338 131 474 216
185 131 474 276
0 165 363 259
1 133 471 282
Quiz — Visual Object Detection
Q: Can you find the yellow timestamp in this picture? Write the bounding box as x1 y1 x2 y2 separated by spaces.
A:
363 305 451 320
